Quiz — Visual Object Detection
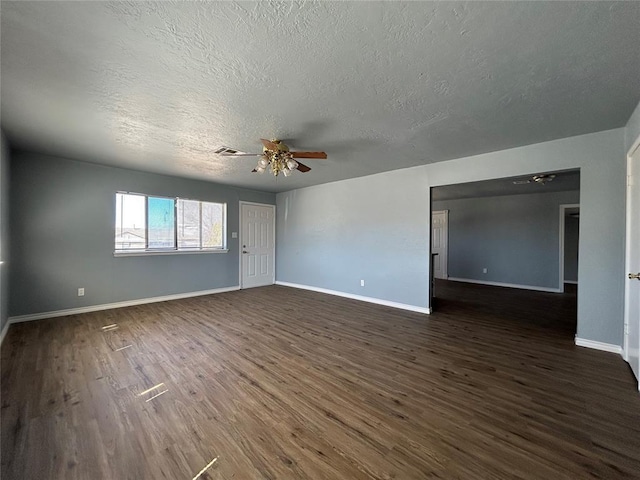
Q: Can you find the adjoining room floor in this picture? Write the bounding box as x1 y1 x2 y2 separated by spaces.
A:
433 279 578 333
2 284 639 479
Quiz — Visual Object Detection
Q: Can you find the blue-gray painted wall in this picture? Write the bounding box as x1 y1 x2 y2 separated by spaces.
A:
433 190 579 289
10 152 275 317
277 128 626 346
0 133 10 334
277 167 430 307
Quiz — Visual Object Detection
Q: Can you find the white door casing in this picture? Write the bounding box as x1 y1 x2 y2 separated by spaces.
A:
624 140 640 388
240 202 275 289
559 204 580 293
432 210 448 280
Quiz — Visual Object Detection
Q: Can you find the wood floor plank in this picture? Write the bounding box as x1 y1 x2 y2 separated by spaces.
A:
2 281 639 479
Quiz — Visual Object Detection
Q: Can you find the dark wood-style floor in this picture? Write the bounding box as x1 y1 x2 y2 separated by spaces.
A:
2 281 639 479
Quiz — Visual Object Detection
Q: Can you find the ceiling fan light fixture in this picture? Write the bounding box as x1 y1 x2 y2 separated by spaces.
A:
258 150 297 177
238 139 326 177
532 174 556 185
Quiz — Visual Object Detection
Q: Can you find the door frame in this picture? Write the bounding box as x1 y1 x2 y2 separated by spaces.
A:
559 203 580 293
624 134 640 363
238 201 276 289
431 210 449 280
429 191 434 312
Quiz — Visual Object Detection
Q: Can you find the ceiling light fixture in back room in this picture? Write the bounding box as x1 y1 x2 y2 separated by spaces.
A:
532 174 556 185
513 173 557 185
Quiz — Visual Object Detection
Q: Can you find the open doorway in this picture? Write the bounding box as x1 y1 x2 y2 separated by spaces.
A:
560 204 580 293
429 169 580 335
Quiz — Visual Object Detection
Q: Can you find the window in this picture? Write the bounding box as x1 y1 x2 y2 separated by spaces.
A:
115 193 226 254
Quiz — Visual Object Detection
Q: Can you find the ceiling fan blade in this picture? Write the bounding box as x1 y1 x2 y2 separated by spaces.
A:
220 153 261 157
260 138 278 150
296 161 312 173
292 151 327 159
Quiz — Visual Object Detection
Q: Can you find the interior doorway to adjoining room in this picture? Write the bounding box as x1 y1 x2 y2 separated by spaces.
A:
560 204 580 293
429 169 580 336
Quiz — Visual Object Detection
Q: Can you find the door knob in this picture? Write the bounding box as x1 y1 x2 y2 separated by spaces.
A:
242 250 248 254
629 273 640 280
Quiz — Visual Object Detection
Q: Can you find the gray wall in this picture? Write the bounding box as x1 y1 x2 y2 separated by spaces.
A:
10 152 275 317
625 100 640 154
564 215 579 283
433 190 579 289
277 168 430 307
277 128 626 346
0 133 10 334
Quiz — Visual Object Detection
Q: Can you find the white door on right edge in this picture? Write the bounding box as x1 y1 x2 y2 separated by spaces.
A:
625 144 640 387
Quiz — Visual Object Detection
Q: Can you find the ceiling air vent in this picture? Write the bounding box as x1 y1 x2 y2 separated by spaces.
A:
213 146 244 155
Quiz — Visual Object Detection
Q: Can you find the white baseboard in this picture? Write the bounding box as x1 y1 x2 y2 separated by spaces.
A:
564 280 578 285
8 286 240 324
0 320 10 346
575 337 622 355
275 281 430 314
447 277 562 293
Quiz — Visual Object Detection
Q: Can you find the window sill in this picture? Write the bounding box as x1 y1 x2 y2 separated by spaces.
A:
114 249 229 257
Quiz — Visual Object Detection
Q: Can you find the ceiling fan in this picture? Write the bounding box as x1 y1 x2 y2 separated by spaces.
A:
512 173 556 185
219 139 327 177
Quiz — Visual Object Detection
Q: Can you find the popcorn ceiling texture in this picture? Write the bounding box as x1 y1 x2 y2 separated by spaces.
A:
1 1 639 192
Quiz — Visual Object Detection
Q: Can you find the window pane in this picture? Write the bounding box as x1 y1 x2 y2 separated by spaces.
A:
115 193 146 250
148 197 175 249
202 202 223 248
177 199 200 249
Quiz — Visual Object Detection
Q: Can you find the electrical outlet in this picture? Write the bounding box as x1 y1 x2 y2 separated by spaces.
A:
360 279 365 287
482 268 487 274
78 288 85 297
231 232 238 238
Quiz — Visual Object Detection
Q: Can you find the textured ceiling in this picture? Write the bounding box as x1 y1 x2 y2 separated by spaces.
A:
1 1 639 193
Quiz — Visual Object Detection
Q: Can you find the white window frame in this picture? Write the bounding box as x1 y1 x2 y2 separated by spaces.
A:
114 192 228 256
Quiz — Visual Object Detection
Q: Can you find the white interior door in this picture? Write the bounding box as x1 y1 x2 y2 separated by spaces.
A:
240 203 275 289
432 210 448 280
624 144 640 388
